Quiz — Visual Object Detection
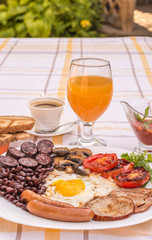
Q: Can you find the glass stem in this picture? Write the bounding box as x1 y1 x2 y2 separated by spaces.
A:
81 122 94 143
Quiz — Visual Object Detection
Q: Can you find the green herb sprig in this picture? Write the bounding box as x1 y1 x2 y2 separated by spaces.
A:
134 106 152 130
121 152 152 183
134 106 149 122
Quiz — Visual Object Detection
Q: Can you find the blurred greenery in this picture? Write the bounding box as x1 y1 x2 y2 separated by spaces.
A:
0 0 6 4
0 0 104 37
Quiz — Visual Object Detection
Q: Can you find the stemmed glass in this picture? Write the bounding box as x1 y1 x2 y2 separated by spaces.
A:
121 98 152 153
67 58 113 146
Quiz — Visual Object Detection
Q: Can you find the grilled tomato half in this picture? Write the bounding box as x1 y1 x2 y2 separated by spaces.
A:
101 159 134 179
114 167 150 188
83 153 118 173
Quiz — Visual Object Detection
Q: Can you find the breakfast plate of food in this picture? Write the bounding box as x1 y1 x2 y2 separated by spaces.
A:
0 138 152 230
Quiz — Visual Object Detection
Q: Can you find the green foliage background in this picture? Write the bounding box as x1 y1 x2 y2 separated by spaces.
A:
0 0 103 37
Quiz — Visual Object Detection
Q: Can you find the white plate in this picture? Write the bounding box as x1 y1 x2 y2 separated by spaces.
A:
26 116 76 137
0 146 152 230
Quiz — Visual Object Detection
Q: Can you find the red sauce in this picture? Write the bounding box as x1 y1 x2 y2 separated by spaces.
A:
0 143 9 155
130 120 152 145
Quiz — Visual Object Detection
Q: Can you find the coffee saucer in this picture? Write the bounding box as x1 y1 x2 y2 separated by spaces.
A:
26 115 76 137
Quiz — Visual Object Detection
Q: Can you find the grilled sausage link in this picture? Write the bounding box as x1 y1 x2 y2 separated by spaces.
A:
27 200 94 222
21 189 73 208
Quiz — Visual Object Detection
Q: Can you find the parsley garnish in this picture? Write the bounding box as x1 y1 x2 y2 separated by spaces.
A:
121 152 152 183
134 106 152 130
134 106 149 122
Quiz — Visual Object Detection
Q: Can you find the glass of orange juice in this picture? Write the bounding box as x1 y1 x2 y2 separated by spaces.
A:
67 58 113 146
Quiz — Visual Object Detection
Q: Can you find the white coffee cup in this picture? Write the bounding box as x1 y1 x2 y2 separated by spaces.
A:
28 97 64 132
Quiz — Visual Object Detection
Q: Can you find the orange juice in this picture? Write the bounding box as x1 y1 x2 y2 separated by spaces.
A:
67 75 113 122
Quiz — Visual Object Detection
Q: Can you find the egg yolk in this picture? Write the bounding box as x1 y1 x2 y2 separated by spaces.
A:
52 179 85 197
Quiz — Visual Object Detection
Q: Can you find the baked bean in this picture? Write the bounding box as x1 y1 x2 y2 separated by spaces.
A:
16 202 22 207
4 194 10 199
41 179 46 184
13 189 18 195
8 173 13 180
26 168 33 173
26 176 31 181
37 189 44 195
26 173 31 176
10 168 16 173
8 195 15 202
16 166 23 172
31 176 36 181
0 185 6 190
18 188 24 194
31 187 37 192
0 179 3 185
15 175 25 181
3 172 9 178
0 191 5 196
6 187 14 194
19 171 26 177
28 181 33 187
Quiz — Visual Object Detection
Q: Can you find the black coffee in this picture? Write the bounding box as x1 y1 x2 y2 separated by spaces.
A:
31 101 62 109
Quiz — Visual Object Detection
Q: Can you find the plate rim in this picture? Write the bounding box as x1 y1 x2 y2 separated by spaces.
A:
1 145 152 230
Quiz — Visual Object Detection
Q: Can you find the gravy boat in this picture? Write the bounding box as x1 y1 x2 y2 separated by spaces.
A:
121 98 152 153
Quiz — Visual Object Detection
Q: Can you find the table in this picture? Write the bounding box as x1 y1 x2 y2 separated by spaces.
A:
0 37 152 239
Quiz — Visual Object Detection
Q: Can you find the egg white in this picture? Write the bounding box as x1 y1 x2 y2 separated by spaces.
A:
44 169 118 207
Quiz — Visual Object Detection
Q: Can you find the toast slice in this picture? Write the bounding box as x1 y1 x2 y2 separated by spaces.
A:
12 132 30 141
0 116 35 134
0 132 30 146
0 134 14 146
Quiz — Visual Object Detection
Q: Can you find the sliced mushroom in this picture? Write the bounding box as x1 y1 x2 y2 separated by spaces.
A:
70 148 92 158
83 168 91 174
53 158 79 171
80 148 92 158
72 165 89 176
54 165 66 171
65 166 74 174
70 148 85 157
53 147 70 156
70 155 84 166
53 156 66 164
60 160 79 167
53 157 66 170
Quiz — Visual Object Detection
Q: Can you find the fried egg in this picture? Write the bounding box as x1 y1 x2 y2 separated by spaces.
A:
44 169 118 207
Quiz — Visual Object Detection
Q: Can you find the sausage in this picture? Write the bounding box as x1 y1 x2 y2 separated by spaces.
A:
27 200 94 222
7 147 25 159
19 158 38 168
37 139 54 154
0 156 18 168
35 153 52 167
21 189 73 208
21 142 37 158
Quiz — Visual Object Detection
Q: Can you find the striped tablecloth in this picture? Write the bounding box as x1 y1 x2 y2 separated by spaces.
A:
0 37 152 239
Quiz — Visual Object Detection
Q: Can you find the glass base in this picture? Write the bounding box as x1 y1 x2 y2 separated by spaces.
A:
69 137 107 147
133 142 152 154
